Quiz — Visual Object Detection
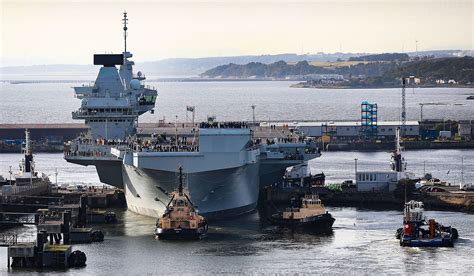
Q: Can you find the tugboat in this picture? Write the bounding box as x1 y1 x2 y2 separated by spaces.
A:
155 166 208 240
396 201 459 247
270 194 335 232
0 129 51 196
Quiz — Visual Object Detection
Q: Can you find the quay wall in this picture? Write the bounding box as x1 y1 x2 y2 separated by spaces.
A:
262 187 474 213
1 123 474 153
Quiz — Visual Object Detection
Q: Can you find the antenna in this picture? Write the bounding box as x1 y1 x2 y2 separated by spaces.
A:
178 166 183 196
415 39 418 56
401 78 406 137
9 165 12 185
122 11 128 53
461 156 464 189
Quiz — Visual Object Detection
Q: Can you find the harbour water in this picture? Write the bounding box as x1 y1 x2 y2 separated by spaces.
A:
0 202 472 274
0 151 472 274
1 150 473 189
1 80 473 124
0 80 473 274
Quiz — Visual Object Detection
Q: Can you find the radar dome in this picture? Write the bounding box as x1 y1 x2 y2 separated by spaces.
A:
130 79 141 90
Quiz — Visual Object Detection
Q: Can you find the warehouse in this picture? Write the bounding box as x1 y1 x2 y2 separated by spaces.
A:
266 121 420 139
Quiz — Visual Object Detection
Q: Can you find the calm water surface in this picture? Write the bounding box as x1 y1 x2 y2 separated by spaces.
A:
0 151 472 274
0 80 473 274
1 81 473 123
0 207 472 274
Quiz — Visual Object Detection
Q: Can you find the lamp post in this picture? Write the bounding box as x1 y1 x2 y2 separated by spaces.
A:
354 158 358 182
9 165 12 185
251 105 256 124
419 103 424 123
461 156 464 189
175 115 178 147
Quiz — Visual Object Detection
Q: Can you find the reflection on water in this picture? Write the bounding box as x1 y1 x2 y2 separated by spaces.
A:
0 151 473 274
0 207 472 274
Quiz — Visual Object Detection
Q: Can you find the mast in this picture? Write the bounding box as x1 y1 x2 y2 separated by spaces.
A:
122 11 128 53
460 156 464 189
23 129 30 156
396 127 407 203
178 166 183 196
401 78 406 137
396 127 402 157
22 129 34 173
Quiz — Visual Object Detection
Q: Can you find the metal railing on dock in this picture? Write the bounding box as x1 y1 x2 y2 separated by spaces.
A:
0 233 35 247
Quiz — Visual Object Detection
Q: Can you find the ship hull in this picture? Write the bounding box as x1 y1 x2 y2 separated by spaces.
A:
270 213 335 233
155 225 208 240
65 157 124 189
259 159 303 188
122 163 260 220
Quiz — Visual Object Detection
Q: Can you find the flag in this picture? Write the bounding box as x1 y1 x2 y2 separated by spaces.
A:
186 106 195 112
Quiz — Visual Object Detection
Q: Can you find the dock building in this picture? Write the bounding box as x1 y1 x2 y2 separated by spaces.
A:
263 121 420 139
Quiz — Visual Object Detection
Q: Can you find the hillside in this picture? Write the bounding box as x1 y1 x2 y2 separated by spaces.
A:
200 60 400 79
200 56 474 87
348 53 409 62
1 50 471 78
381 56 474 84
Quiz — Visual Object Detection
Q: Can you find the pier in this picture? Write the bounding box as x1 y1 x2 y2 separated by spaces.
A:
2 120 473 153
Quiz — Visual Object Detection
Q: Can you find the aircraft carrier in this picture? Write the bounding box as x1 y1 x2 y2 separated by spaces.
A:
65 13 320 219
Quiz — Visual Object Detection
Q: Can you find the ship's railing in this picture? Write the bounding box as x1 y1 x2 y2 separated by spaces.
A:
130 139 199 153
144 84 156 91
64 138 129 158
260 150 305 160
284 154 305 160
199 121 250 129
65 150 112 158
72 109 139 119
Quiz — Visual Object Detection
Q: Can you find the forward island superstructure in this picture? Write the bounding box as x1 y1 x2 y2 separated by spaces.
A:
65 13 320 219
65 12 157 187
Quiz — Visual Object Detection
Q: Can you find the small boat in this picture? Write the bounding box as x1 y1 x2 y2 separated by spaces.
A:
270 194 335 232
1 129 51 195
396 201 458 247
155 166 208 240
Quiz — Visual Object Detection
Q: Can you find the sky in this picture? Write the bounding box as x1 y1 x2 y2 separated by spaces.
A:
0 0 472 66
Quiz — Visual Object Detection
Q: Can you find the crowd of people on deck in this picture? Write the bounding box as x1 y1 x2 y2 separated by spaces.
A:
128 136 199 153
65 121 322 156
199 121 249 129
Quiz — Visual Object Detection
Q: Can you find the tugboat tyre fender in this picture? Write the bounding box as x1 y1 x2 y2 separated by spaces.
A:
69 250 87 267
395 228 403 239
451 228 459 240
91 230 105 242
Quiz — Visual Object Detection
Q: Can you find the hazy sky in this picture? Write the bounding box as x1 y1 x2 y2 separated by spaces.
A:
1 0 472 66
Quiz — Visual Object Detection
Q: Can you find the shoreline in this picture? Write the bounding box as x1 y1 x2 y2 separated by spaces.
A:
289 83 474 90
261 187 474 214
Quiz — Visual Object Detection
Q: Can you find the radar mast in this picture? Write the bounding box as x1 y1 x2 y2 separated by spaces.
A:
122 11 128 53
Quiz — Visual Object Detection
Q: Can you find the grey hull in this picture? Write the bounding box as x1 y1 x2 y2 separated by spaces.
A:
122 163 260 219
259 159 303 188
95 161 123 188
65 157 124 189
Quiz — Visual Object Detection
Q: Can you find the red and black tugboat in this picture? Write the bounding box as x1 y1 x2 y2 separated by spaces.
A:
396 201 459 247
155 166 208 240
